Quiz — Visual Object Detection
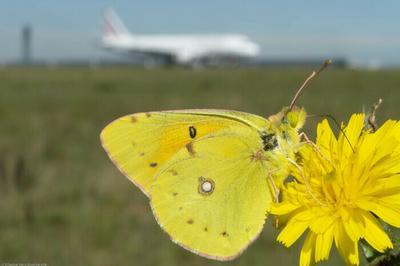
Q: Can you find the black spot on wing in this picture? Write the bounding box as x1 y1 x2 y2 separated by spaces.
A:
187 219 194 224
169 169 178 176
150 162 158 167
189 126 197 138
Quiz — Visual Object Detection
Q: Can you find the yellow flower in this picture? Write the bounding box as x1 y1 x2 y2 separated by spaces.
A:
271 114 400 266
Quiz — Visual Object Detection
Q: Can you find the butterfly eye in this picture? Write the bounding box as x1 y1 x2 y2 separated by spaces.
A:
198 176 214 195
189 126 197 138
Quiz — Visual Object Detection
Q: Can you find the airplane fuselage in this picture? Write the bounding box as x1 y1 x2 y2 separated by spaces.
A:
101 9 260 66
103 34 259 64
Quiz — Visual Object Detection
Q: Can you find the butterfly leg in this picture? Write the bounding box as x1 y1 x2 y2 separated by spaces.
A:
287 158 326 207
267 172 281 229
267 172 280 203
298 132 334 168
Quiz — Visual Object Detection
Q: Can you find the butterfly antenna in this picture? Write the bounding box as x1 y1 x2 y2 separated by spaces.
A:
289 59 332 111
308 114 355 153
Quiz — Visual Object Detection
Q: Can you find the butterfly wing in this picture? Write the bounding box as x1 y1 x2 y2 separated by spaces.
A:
100 110 268 197
150 131 273 260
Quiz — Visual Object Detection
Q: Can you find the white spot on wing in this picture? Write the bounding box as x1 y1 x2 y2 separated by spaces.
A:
198 177 215 195
202 181 212 192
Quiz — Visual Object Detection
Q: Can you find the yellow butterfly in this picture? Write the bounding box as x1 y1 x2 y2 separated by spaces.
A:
100 107 305 260
100 62 330 260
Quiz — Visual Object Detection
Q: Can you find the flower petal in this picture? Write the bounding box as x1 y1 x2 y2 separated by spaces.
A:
316 119 337 159
335 222 359 266
300 231 316 266
270 201 300 215
341 208 364 242
339 114 364 158
362 212 393 252
315 227 333 262
309 212 335 234
276 210 311 247
356 198 400 227
363 176 400 197
381 194 400 206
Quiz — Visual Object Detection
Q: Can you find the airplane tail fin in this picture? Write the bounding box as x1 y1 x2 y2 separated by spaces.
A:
102 8 130 38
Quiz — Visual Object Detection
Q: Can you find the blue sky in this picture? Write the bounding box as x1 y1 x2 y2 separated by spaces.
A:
0 1 399 66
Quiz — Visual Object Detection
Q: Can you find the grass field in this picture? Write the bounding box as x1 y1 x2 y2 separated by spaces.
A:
1 67 399 266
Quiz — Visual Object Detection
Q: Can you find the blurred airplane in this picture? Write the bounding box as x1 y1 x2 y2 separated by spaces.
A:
101 9 260 67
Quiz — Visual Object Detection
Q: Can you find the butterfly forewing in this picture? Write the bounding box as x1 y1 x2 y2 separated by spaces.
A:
100 110 269 196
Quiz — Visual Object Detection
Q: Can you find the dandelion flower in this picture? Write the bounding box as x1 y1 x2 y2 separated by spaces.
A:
271 114 400 266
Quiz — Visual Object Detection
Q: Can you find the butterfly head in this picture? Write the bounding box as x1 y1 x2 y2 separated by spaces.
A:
265 106 306 155
256 107 306 188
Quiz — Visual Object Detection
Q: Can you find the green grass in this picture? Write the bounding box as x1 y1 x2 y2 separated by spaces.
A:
0 66 399 266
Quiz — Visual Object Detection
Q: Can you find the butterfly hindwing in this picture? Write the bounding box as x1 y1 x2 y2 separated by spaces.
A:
100 110 268 196
150 133 273 260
